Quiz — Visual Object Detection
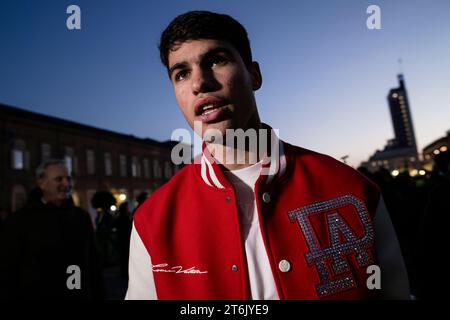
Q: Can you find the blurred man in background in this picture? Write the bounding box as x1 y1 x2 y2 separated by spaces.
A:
0 159 104 299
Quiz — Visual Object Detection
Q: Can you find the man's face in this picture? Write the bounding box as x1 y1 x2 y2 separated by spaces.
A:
167 39 262 139
38 164 72 206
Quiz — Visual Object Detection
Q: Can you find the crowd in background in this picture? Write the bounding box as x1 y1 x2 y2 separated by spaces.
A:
358 150 450 299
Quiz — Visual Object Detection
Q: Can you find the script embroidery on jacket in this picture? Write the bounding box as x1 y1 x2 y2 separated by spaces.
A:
152 263 208 274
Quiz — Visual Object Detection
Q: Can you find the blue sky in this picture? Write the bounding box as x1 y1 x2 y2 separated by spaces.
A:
1 0 449 167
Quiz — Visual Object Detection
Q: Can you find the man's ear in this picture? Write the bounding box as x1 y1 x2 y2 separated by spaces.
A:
249 61 262 91
37 177 46 190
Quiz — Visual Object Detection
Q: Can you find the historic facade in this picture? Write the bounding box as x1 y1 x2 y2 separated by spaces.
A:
0 103 182 221
422 130 450 171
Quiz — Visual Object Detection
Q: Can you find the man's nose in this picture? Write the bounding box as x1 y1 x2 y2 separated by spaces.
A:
191 67 216 94
62 177 71 188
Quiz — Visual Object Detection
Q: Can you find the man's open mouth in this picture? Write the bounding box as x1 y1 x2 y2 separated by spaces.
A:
201 104 225 115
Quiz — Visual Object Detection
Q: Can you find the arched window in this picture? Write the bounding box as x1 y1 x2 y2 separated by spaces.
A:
11 139 29 170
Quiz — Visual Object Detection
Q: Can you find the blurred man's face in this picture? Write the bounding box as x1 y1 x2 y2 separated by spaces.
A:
38 164 72 206
167 38 262 139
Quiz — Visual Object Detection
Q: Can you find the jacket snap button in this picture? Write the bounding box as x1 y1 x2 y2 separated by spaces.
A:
262 192 271 203
225 196 231 203
231 265 238 272
278 259 291 272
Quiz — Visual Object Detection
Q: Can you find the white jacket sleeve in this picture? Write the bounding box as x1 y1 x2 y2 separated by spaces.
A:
125 222 158 300
374 196 410 299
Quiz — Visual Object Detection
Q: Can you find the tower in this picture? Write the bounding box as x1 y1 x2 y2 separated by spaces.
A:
387 74 418 151
361 73 420 173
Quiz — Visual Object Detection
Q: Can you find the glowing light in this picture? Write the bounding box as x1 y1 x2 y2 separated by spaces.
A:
110 205 117 211
419 170 426 176
410 169 418 176
433 149 440 155
440 146 448 152
119 194 127 201
391 170 399 177
392 93 398 98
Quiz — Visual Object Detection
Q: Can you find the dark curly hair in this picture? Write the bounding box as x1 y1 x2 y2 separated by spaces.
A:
159 11 253 72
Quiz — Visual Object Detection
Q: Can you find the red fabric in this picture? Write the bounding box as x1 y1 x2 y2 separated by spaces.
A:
133 142 381 300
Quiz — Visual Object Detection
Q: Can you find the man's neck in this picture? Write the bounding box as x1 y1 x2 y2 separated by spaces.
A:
213 144 261 171
205 122 273 172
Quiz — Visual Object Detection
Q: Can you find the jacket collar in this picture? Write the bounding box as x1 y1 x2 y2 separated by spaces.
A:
196 124 287 189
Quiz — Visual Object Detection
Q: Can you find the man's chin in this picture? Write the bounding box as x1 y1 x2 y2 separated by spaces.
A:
57 194 70 201
200 120 234 142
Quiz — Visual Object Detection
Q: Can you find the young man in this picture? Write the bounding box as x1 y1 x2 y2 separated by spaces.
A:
126 11 409 300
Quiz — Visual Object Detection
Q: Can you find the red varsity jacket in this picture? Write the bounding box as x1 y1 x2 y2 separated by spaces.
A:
130 138 382 300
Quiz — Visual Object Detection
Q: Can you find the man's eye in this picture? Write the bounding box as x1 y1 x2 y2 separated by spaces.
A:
212 56 228 66
175 70 189 82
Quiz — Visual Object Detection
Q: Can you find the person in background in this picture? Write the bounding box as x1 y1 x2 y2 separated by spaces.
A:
0 159 104 299
114 202 133 280
417 151 450 299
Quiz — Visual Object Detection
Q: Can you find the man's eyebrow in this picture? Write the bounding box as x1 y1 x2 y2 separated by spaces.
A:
168 62 187 79
167 47 235 78
203 47 234 59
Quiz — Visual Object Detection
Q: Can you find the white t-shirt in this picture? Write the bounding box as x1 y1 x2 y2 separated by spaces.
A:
224 161 279 300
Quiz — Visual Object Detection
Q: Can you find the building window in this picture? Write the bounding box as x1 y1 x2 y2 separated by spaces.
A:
143 158 150 179
153 159 162 179
64 155 73 175
65 146 77 175
104 152 112 176
131 156 141 178
41 143 51 162
86 149 95 175
164 161 172 179
138 159 142 177
11 139 28 170
120 154 127 177
12 149 24 170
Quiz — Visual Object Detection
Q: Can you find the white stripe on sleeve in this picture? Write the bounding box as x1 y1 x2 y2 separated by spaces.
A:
125 222 158 300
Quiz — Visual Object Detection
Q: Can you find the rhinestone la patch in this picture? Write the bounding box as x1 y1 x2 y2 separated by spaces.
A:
288 194 374 297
